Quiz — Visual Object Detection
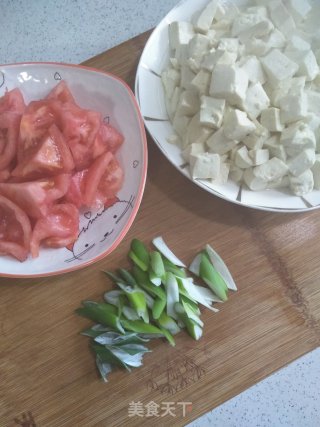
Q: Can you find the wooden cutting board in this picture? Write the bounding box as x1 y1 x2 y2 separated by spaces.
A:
1 31 320 427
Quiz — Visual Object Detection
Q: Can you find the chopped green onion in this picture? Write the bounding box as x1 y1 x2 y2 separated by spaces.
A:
152 236 186 268
174 303 203 340
205 244 237 291
178 277 219 312
156 311 181 335
76 302 124 333
130 238 150 271
152 297 166 320
116 282 148 323
122 306 140 321
121 319 164 336
165 272 180 320
150 251 166 278
199 253 228 301
118 268 138 287
132 265 166 299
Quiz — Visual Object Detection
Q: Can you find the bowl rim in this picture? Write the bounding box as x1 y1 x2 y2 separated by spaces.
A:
0 61 148 278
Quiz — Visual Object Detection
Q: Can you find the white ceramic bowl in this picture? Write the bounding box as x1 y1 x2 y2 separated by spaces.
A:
0 62 148 277
135 0 320 213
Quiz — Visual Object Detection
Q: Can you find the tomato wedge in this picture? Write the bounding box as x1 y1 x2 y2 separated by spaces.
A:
13 124 74 180
30 203 79 258
0 194 32 261
0 174 71 219
0 88 26 115
97 122 124 154
46 81 76 104
0 112 21 171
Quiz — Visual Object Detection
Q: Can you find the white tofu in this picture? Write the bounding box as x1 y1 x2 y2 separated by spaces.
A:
161 68 180 99
231 13 262 37
268 0 296 34
243 82 270 119
238 19 274 43
194 0 219 33
284 0 312 24
246 6 268 18
215 2 239 21
172 114 190 140
229 165 244 183
260 49 299 86
199 96 225 128
180 65 196 90
285 35 310 53
280 121 316 156
243 168 268 190
253 157 288 182
249 149 270 166
289 169 314 196
209 64 248 106
169 22 194 51
240 56 266 84
201 49 222 71
218 38 239 53
303 112 320 134
176 91 200 117
235 146 253 169
166 134 181 146
190 153 220 179
186 113 213 145
286 50 319 81
223 109 256 141
270 77 306 107
189 70 211 95
175 43 189 65
242 120 269 149
169 86 183 120
187 57 201 74
181 141 205 161
288 148 315 176
215 51 237 66
206 127 238 155
279 91 308 124
260 108 284 132
261 29 286 50
263 135 287 162
244 38 270 57
267 176 290 189
312 155 320 189
213 161 230 184
306 90 320 115
188 34 211 61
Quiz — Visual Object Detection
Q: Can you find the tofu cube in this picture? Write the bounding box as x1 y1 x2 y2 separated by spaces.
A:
249 149 270 166
288 148 316 176
169 21 194 51
223 109 256 140
190 70 211 95
280 122 316 156
186 113 213 145
199 96 225 128
306 90 320 115
286 50 319 81
243 168 268 190
240 55 266 84
188 34 211 60
243 82 270 119
289 169 314 196
235 146 253 169
181 142 205 162
253 157 288 182
284 0 312 24
260 108 284 132
279 91 308 124
180 64 196 90
264 135 287 162
194 0 219 33
206 127 238 155
260 49 299 86
172 114 190 140
161 68 180 99
261 29 286 50
176 90 200 117
218 38 239 53
210 64 248 106
268 0 296 34
190 153 220 179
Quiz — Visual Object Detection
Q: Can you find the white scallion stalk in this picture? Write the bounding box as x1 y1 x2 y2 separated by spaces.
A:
96 356 112 382
122 306 140 321
179 277 219 312
188 253 202 276
103 290 123 306
205 244 237 291
181 300 204 327
165 272 180 319
109 347 145 368
152 236 186 268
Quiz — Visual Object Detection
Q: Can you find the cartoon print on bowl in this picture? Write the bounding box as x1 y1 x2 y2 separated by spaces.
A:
65 195 135 263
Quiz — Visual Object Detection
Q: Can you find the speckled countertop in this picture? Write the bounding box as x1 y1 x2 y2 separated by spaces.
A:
1 1 319 426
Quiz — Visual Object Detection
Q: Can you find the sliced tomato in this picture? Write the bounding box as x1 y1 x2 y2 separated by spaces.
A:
97 122 124 154
0 88 26 115
46 81 76 104
18 100 58 162
30 203 79 258
0 194 31 261
0 168 11 183
54 102 102 170
63 170 87 208
0 112 21 170
80 152 124 208
12 124 74 180
0 174 71 219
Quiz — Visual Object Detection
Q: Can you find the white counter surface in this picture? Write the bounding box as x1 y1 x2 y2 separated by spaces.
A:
1 1 319 426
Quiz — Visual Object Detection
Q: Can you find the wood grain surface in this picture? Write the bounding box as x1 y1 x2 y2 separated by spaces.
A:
1 31 320 427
